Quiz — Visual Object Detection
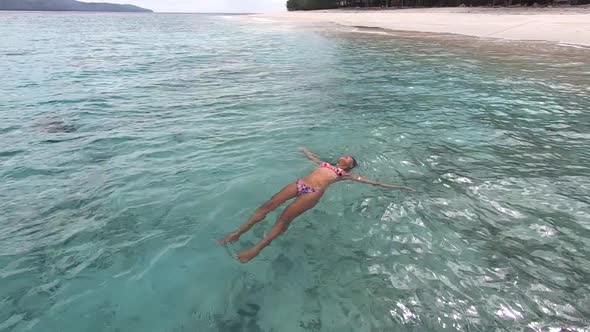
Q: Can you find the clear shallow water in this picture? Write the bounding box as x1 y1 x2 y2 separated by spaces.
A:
1 12 590 332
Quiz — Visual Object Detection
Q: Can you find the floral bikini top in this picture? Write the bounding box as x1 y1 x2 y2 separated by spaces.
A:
320 162 347 177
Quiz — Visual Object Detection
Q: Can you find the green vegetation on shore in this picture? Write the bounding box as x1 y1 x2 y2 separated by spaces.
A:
286 0 340 10
287 0 589 10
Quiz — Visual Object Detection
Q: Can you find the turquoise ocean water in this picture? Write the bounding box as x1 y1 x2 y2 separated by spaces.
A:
1 12 590 332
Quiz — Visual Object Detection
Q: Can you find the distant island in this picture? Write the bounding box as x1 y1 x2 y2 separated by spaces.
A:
0 0 153 12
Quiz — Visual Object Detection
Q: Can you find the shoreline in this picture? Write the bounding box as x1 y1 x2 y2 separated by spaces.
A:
259 7 590 47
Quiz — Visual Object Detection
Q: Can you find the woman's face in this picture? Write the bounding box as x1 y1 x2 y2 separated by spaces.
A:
338 155 355 171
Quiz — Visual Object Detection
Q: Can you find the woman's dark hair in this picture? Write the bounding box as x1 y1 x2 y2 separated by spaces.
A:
351 156 358 169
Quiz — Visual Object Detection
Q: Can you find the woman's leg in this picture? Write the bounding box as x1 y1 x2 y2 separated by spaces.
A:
219 182 298 244
237 192 322 263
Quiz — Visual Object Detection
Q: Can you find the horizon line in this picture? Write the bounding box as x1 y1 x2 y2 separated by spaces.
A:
155 12 261 14
0 10 285 14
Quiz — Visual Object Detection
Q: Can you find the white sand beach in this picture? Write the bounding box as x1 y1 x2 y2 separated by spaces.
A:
260 7 590 46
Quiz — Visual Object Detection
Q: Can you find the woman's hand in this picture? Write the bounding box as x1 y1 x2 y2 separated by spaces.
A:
300 148 324 164
346 174 414 192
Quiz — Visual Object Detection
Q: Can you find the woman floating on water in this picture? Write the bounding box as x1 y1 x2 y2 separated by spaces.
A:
219 148 414 263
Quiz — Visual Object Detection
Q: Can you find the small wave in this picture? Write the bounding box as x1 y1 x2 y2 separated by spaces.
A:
250 17 274 23
350 26 393 36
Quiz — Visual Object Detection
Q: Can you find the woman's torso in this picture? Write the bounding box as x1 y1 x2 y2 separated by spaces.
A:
300 163 346 190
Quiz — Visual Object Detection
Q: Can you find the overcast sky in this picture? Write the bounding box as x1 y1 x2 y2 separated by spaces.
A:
105 0 286 13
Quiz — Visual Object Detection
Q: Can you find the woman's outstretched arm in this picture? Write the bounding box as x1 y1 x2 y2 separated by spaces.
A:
300 147 324 164
345 174 415 191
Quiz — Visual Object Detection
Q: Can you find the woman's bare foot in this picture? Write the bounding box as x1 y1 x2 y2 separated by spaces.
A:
237 249 259 263
218 231 241 245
